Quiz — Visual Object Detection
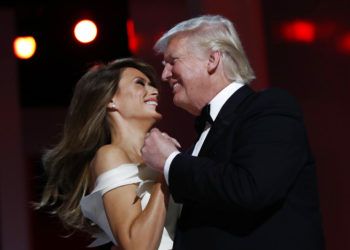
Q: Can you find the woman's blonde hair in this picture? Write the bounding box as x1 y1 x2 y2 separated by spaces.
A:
37 58 159 235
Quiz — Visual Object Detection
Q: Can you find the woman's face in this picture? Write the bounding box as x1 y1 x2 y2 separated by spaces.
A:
112 67 162 122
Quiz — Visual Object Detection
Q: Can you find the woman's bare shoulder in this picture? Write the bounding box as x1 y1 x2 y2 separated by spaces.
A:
92 145 132 177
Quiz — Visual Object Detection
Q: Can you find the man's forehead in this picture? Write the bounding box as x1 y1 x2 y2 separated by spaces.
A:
164 37 187 56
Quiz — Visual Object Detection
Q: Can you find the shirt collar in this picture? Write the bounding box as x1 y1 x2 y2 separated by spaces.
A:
209 81 244 121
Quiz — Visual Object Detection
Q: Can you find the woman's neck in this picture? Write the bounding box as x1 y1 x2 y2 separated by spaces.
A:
109 119 152 163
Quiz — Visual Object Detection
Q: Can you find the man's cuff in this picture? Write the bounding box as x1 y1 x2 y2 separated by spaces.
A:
164 151 180 185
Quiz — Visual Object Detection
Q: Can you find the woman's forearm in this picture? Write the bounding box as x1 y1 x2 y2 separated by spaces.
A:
128 182 168 250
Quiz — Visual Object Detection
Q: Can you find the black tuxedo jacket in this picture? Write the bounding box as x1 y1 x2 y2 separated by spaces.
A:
169 85 325 250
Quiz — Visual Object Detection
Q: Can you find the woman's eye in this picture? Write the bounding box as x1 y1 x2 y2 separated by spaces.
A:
136 79 145 86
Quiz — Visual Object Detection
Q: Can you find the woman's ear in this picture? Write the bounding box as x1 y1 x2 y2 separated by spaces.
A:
107 100 118 111
207 50 221 74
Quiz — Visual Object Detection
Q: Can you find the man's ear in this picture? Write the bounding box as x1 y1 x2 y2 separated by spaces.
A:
207 50 221 74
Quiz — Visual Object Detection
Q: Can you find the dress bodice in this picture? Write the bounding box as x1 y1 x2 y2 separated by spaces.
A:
80 164 180 249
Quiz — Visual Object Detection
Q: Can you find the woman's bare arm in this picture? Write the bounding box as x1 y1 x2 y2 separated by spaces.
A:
93 145 168 250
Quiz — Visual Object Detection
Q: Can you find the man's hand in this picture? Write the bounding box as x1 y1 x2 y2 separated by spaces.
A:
142 128 181 173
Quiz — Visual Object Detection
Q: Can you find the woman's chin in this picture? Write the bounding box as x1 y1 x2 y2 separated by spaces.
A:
153 112 163 121
143 112 162 126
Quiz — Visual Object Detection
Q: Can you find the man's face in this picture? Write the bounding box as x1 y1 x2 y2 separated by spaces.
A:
161 36 209 115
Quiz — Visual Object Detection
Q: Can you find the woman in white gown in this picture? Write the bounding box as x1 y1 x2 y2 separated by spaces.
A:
37 58 180 250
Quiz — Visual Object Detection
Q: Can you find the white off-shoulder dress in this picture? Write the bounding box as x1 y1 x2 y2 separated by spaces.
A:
80 163 181 249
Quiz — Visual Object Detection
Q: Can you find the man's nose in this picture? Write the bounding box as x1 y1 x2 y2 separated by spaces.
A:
161 64 172 82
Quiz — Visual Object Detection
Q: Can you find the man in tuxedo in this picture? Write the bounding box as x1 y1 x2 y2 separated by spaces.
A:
142 15 325 250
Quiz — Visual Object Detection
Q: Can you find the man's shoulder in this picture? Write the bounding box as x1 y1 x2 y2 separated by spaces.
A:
258 87 296 102
243 87 302 115
254 87 299 106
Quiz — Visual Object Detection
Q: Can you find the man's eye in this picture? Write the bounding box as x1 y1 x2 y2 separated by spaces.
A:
163 57 178 66
171 58 178 65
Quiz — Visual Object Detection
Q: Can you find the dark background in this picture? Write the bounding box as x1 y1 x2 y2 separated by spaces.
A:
15 0 130 106
1 0 349 249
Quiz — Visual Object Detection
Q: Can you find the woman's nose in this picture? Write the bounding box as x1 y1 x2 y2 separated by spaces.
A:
147 85 159 96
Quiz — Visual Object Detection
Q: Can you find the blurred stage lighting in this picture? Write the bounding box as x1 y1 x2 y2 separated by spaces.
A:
280 20 316 43
126 19 138 54
74 19 98 44
13 0 130 107
13 36 37 59
337 33 350 54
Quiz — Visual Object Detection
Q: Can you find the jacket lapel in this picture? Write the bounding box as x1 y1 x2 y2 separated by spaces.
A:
198 85 255 156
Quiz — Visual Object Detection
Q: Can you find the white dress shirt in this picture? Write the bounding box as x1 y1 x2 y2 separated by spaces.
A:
164 82 244 184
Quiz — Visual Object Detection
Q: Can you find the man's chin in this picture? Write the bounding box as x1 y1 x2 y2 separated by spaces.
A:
173 100 196 115
173 96 185 108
